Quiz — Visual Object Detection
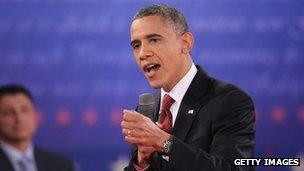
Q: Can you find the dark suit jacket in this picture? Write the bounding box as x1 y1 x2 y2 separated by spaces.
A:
125 66 255 171
0 145 74 171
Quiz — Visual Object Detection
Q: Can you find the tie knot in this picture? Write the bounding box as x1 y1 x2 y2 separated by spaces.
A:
18 156 30 171
161 94 175 111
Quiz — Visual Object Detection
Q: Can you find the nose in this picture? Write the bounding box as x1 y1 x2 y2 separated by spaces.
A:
14 112 23 123
14 110 26 124
139 43 153 60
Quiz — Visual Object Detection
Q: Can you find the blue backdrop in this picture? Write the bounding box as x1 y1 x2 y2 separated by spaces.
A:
0 0 303 171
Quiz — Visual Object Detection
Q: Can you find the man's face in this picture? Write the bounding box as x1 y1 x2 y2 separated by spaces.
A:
0 93 37 144
130 15 190 91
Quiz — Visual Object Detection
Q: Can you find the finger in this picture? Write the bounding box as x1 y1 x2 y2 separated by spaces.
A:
156 122 163 129
121 120 146 130
122 128 143 137
122 128 147 139
123 109 143 122
121 120 138 130
123 120 163 138
125 135 145 145
122 128 131 136
125 136 155 147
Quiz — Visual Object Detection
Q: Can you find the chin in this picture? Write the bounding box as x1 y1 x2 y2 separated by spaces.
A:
148 81 162 89
12 132 32 139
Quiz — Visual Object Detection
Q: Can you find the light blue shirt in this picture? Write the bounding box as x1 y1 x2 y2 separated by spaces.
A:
0 141 37 171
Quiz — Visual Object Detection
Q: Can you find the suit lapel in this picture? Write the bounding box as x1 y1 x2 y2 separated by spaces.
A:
153 92 161 122
151 66 211 168
34 147 47 171
0 147 15 171
172 66 211 141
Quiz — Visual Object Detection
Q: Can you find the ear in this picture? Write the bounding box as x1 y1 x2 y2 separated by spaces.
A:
181 32 194 54
33 109 40 123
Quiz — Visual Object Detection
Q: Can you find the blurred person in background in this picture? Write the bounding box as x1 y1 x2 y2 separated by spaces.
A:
121 4 255 171
0 84 75 171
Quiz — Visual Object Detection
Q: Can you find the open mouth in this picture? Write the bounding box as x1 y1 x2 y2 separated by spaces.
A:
143 63 161 74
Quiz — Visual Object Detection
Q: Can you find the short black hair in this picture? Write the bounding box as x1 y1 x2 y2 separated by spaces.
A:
133 4 189 34
0 84 34 103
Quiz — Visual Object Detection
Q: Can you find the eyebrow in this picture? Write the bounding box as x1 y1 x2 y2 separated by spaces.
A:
130 33 163 47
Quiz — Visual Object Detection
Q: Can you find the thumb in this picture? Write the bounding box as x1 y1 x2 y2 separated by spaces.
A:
156 122 163 129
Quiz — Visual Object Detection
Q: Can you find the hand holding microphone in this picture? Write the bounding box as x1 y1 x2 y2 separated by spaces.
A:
121 93 171 166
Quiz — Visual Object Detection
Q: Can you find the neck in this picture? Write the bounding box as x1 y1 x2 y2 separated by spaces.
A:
1 138 30 152
163 56 193 92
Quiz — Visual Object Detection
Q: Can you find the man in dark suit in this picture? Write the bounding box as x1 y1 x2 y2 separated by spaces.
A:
121 4 255 171
0 84 75 171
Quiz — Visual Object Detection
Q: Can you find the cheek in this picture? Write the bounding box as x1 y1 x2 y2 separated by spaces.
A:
0 121 14 134
162 54 178 69
27 115 37 125
134 56 142 68
0 118 14 127
23 113 37 126
0 121 6 131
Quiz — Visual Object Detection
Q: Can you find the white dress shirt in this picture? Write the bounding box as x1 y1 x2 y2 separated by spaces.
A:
160 63 197 126
0 141 37 171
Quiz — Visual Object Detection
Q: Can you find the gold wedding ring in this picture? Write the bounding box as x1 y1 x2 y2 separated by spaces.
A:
128 130 131 136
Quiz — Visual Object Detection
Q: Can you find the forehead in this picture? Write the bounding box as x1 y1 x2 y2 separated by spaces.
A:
0 94 33 107
130 15 175 39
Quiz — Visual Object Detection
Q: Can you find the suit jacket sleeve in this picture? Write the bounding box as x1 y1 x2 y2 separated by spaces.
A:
167 89 255 171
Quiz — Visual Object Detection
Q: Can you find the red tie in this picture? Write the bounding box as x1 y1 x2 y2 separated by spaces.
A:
159 94 175 134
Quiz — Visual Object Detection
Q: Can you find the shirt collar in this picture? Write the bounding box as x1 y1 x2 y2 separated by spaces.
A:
161 63 197 103
0 140 35 161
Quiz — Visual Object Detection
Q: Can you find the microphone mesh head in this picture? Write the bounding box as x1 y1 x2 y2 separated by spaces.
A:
138 93 155 119
139 93 154 105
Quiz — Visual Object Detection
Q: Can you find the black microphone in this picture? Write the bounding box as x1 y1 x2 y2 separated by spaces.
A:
138 93 159 158
138 93 155 120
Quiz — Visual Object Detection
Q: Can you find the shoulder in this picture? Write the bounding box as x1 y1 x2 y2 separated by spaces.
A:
207 78 255 125
209 77 253 105
194 66 252 102
195 70 255 121
0 147 14 171
34 146 74 170
35 147 69 160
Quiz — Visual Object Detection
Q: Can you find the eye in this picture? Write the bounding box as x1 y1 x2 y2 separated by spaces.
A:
21 106 30 114
0 110 14 117
150 38 159 43
132 44 140 50
131 42 141 50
